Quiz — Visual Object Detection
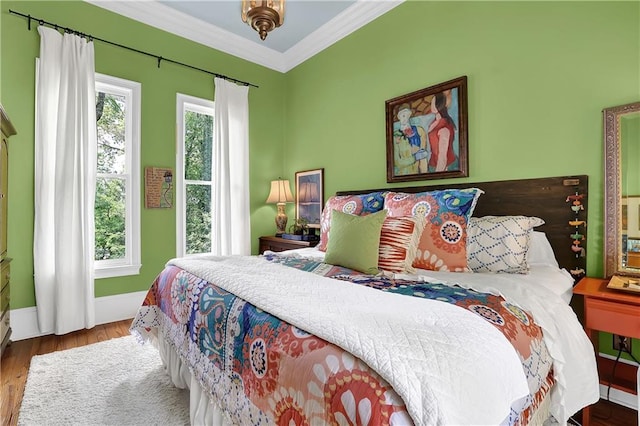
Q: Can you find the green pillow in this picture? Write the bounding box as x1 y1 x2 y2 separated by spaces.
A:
324 209 387 274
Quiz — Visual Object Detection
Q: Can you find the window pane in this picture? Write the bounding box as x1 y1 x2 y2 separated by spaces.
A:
95 177 126 260
186 184 211 254
96 92 126 174
184 110 212 181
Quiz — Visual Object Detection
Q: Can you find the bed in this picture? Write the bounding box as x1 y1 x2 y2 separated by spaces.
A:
131 175 600 425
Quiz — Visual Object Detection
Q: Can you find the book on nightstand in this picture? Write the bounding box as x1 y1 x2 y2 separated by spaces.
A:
281 233 319 242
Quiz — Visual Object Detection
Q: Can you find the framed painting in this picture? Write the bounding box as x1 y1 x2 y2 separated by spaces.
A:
295 168 324 229
385 76 468 183
144 166 173 208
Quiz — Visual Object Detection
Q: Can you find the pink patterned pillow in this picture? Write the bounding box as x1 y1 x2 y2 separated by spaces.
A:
318 193 385 251
384 189 483 272
378 216 426 273
318 195 365 251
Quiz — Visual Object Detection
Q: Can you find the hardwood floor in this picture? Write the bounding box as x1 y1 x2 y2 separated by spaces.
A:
1 319 132 426
0 319 637 426
589 399 638 426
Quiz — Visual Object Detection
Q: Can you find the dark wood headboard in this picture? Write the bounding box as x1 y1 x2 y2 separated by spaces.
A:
337 175 588 282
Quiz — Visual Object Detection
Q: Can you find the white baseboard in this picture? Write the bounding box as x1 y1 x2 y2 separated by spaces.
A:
598 352 639 411
10 290 148 341
599 384 638 411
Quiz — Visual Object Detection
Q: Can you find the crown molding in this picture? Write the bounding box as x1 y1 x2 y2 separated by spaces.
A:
86 0 287 72
85 0 404 73
283 0 404 71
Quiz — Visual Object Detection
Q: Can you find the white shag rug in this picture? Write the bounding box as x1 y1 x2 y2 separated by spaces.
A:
18 335 190 426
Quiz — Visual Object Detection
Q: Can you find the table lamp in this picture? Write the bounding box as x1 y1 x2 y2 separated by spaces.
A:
266 178 294 236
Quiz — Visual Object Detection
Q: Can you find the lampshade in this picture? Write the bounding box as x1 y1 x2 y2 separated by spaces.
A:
241 0 285 41
266 179 294 204
298 182 319 203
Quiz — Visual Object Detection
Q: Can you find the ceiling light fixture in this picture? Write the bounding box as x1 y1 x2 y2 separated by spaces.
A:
241 0 285 41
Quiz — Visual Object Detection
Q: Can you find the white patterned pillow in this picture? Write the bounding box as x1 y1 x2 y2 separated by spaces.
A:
467 216 545 273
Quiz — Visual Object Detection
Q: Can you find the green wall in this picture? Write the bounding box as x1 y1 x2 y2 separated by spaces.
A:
1 0 285 308
284 1 640 280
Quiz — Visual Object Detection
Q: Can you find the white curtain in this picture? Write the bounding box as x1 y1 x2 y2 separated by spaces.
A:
212 77 250 255
34 26 97 335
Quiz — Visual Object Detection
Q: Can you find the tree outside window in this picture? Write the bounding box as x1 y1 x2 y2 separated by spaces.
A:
177 94 215 256
94 74 141 279
95 91 126 260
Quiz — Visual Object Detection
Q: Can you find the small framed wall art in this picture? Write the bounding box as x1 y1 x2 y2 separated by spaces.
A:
144 166 173 208
385 76 468 183
295 168 324 229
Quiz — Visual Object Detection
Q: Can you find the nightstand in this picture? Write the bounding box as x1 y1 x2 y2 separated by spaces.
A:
573 277 640 426
258 236 318 254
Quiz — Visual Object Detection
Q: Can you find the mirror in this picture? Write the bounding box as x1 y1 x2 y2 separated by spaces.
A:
604 101 640 277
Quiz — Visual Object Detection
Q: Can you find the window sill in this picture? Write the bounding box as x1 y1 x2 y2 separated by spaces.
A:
95 264 141 279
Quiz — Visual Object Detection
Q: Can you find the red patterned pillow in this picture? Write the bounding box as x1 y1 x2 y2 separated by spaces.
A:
378 216 426 273
384 189 483 272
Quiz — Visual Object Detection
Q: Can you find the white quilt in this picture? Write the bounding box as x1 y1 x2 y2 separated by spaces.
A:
170 255 532 425
400 267 601 423
277 247 601 423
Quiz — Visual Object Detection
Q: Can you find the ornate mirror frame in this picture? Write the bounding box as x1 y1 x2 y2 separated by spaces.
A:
603 101 640 278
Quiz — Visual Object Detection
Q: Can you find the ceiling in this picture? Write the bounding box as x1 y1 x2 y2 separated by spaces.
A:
86 0 404 73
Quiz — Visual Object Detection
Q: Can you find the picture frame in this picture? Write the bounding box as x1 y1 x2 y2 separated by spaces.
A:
295 168 324 229
144 166 173 208
385 76 468 183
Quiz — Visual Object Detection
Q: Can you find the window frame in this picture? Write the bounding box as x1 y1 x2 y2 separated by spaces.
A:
94 73 141 279
176 93 215 258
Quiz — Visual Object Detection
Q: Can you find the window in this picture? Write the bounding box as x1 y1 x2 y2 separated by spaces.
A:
95 74 141 278
176 94 214 257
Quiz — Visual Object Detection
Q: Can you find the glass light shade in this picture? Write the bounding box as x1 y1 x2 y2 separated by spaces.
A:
241 0 285 40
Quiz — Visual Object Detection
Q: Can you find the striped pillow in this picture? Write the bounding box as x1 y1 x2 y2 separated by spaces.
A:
378 216 426 273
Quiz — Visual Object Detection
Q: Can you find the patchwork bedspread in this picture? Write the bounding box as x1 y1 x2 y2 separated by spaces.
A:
131 254 554 425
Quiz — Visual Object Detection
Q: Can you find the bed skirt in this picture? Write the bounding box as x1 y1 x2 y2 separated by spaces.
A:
154 335 230 426
151 333 554 426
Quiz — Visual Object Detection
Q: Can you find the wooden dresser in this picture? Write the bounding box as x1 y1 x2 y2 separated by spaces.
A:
1 105 16 356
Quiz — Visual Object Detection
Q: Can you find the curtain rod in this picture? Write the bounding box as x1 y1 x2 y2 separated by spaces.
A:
9 9 259 88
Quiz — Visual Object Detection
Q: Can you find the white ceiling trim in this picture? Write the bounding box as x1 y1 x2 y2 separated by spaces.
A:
85 0 404 73
86 0 287 71
283 0 404 71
